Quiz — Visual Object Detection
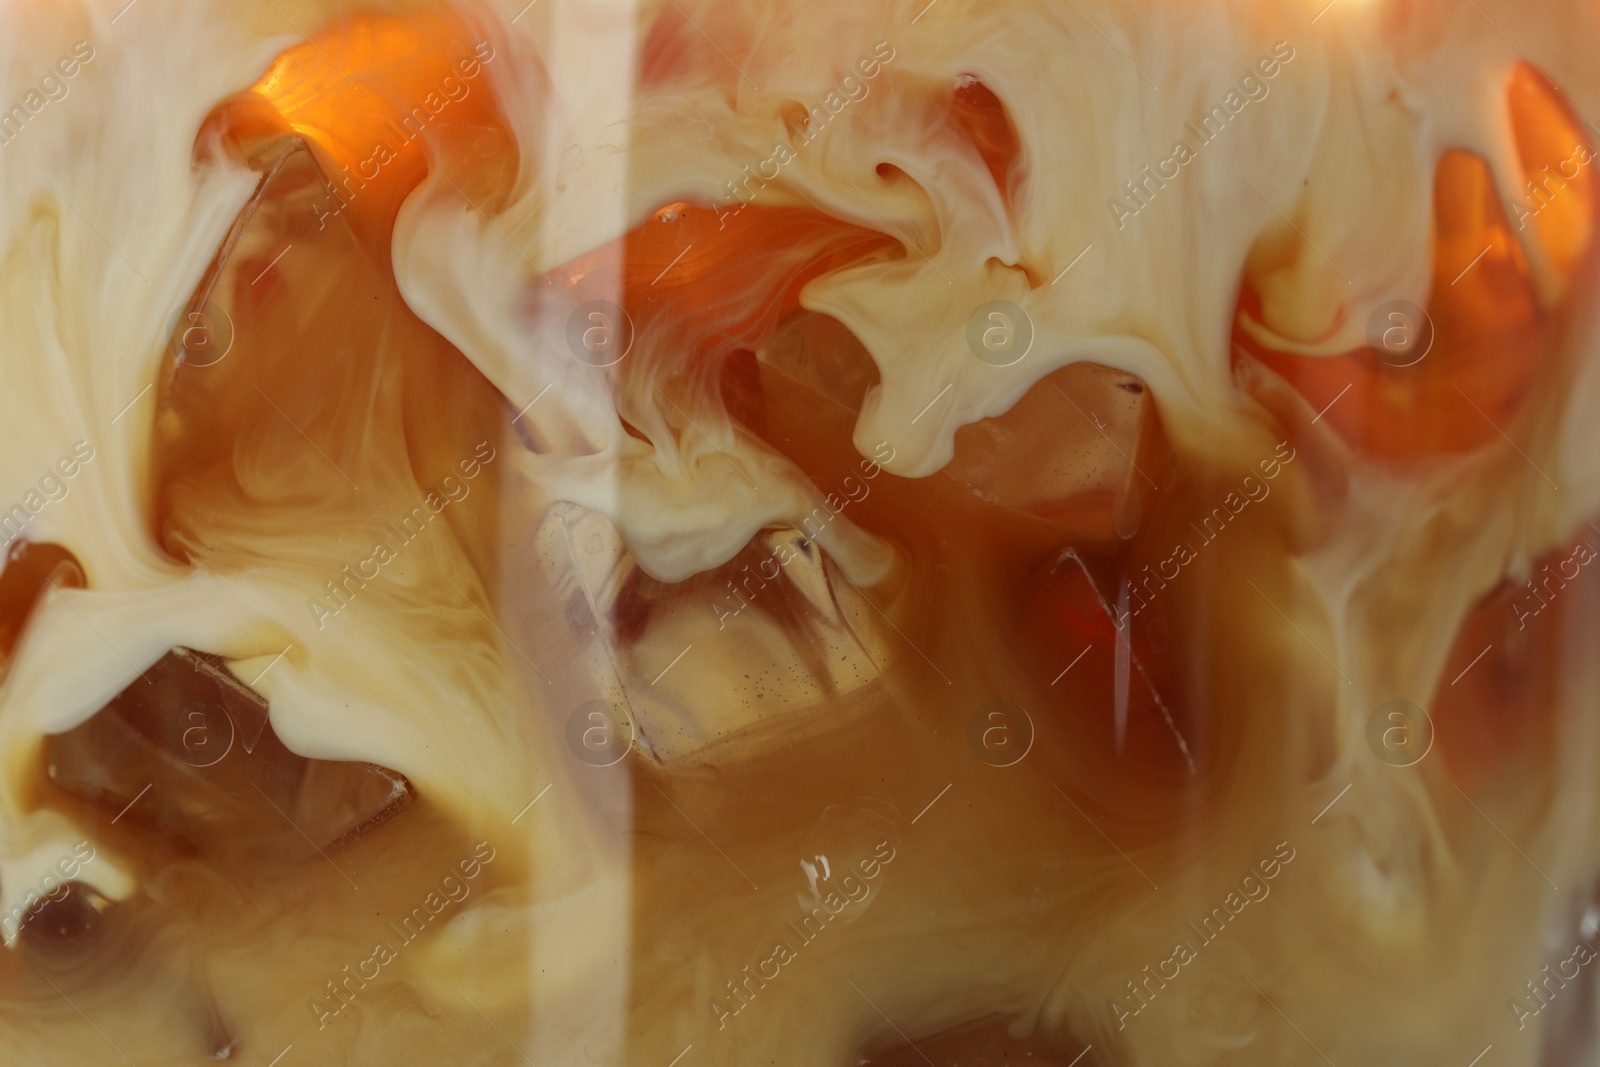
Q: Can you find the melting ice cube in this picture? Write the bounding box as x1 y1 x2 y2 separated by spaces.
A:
943 362 1167 543
47 648 411 853
534 504 895 764
758 310 1168 545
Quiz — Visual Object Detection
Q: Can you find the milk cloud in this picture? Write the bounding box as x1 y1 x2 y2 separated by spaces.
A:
308 840 497 1029
713 41 896 230
0 40 95 147
1112 841 1296 1029
1107 40 1296 229
0 440 97 548
307 440 496 629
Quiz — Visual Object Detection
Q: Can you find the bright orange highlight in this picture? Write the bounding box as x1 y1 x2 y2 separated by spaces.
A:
235 10 513 235
1235 66 1597 461
1506 63 1596 277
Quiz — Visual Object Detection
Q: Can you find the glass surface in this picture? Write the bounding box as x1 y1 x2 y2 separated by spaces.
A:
1 3 1598 1066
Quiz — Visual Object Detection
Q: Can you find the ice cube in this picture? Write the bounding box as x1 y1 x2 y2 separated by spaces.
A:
533 504 895 764
943 362 1167 544
758 311 879 413
47 648 412 853
1019 550 1195 810
292 757 410 848
757 311 1166 546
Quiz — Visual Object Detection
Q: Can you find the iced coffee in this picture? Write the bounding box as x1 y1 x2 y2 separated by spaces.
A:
1 1 1599 1065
